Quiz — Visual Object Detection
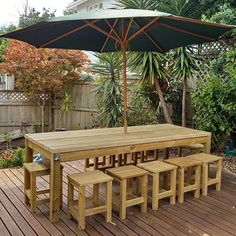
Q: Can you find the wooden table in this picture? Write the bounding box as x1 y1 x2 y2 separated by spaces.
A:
24 124 211 222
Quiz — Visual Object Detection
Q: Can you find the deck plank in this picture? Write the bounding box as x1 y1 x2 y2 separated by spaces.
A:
0 162 236 236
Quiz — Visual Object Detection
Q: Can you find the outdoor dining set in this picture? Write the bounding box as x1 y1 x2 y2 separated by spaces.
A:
22 124 222 231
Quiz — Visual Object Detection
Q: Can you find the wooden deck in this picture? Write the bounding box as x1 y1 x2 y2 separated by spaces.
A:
0 161 236 236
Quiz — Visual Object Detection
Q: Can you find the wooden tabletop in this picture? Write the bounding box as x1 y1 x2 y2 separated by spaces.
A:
25 124 210 155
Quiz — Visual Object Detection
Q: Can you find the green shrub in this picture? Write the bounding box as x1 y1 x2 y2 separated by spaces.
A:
192 50 236 150
0 148 25 169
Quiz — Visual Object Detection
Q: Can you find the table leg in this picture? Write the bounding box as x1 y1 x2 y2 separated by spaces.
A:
24 140 33 204
50 154 61 223
203 134 211 154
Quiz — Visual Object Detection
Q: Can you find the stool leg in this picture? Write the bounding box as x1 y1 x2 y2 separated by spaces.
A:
60 167 63 208
120 179 127 220
30 173 37 213
152 173 159 210
178 168 185 203
194 166 201 198
187 167 194 184
105 181 112 223
24 168 30 205
78 186 86 230
216 159 222 191
202 163 208 196
170 169 176 205
93 184 99 206
140 175 148 213
67 180 74 219
127 178 132 195
178 147 183 157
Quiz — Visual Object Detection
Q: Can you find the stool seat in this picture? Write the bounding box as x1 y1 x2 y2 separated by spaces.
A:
138 160 177 173
188 153 222 163
107 165 148 179
185 144 204 149
24 162 50 175
164 157 202 168
69 170 113 186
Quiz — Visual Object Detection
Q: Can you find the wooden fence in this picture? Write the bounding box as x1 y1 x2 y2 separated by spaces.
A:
0 80 96 134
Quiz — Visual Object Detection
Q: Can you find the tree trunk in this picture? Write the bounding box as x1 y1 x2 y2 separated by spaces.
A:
40 102 45 133
182 76 187 127
154 79 173 124
48 93 53 131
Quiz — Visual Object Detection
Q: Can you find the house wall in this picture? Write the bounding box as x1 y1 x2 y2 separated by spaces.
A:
67 0 118 13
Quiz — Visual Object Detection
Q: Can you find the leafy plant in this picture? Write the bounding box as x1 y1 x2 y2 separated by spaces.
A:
59 92 73 128
0 147 24 169
171 47 200 126
4 132 12 149
192 49 236 150
92 53 123 127
11 148 25 167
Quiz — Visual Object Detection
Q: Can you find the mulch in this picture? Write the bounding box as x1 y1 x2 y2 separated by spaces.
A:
223 157 236 175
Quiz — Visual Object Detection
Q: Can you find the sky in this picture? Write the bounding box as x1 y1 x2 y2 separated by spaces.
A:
0 0 72 26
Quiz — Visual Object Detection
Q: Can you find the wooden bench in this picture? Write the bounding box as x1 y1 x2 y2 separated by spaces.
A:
137 160 177 210
188 153 222 196
106 165 148 220
24 162 63 213
67 170 113 230
164 157 202 203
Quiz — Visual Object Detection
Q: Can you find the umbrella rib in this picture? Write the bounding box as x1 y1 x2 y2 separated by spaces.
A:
84 20 119 42
158 22 215 41
132 20 164 52
164 16 233 28
104 19 122 42
124 18 134 41
4 21 66 37
127 17 160 43
39 19 100 48
101 19 119 53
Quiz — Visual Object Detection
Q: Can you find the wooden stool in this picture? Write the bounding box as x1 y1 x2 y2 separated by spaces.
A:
106 165 148 220
67 170 113 230
85 155 118 171
188 153 222 196
24 162 63 213
137 161 177 210
178 144 204 157
164 157 202 203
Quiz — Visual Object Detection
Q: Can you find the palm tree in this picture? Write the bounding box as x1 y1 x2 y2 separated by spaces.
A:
120 0 201 126
157 0 201 126
92 53 123 127
171 47 200 126
129 52 173 124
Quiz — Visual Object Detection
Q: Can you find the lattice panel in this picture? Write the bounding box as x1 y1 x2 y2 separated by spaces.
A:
0 91 30 102
198 40 231 59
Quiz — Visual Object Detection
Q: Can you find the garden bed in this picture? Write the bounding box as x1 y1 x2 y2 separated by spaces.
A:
0 137 25 151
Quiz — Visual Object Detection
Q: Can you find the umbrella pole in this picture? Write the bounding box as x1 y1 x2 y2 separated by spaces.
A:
122 42 128 134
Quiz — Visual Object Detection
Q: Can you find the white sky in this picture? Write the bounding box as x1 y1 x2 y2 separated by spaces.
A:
0 0 72 26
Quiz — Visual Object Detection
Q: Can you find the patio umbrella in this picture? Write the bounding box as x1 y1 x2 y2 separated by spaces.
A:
1 9 234 133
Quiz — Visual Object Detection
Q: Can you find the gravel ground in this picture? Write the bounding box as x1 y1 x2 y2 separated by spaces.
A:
223 157 236 175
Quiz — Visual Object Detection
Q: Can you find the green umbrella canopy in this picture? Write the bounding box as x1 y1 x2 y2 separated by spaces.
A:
0 9 234 53
1 9 234 133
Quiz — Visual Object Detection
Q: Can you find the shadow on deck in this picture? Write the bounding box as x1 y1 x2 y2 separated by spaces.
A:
0 161 236 236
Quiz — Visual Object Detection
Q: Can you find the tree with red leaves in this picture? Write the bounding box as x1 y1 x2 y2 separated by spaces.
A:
0 40 90 132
